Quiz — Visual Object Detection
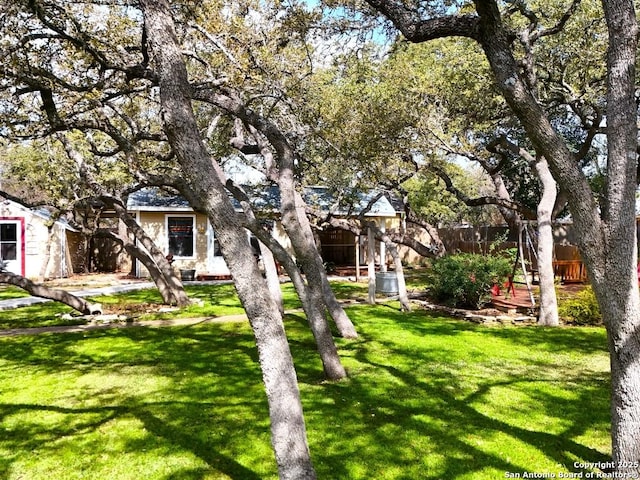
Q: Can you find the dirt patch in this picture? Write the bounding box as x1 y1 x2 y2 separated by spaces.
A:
104 302 169 315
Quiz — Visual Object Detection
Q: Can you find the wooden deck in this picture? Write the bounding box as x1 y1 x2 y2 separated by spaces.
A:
490 283 538 314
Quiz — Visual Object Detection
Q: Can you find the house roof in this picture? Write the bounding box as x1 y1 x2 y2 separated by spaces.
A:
127 186 402 218
126 188 191 210
301 186 401 217
0 198 78 232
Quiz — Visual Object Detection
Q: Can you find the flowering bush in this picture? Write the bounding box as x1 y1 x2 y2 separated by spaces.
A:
427 253 512 309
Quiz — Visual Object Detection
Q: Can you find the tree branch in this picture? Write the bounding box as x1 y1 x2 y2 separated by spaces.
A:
362 1 481 41
0 271 92 314
431 164 536 219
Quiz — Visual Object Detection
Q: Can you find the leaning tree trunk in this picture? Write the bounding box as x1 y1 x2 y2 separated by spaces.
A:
276 182 347 379
243 213 348 380
234 186 346 379
58 134 190 307
111 202 190 307
0 271 92 314
534 158 559 326
209 94 358 340
106 231 179 304
95 228 180 305
268 163 357 339
259 240 284 315
124 244 176 303
292 191 358 339
140 3 317 477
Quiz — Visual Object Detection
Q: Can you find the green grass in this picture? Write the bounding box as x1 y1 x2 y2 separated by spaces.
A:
0 280 330 329
0 285 32 301
0 301 82 329
0 282 611 479
0 284 252 329
94 284 249 320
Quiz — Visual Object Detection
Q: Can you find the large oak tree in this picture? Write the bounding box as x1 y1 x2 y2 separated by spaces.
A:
1 1 330 477
346 0 640 472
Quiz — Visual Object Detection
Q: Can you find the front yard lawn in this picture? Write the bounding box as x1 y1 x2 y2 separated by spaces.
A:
0 285 31 301
0 283 290 330
0 280 611 479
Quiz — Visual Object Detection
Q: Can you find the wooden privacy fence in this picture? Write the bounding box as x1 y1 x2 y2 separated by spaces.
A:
552 260 588 284
439 226 589 284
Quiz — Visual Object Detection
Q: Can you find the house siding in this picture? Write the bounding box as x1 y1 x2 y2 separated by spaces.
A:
0 200 73 279
136 211 211 277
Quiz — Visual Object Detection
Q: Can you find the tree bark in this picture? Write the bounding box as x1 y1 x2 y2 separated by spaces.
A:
476 1 640 468
225 178 347 379
534 158 559 326
599 0 640 471
291 193 357 339
96 228 178 306
110 201 190 307
191 89 358 339
259 240 284 315
485 136 559 323
0 271 91 314
123 245 175 302
475 0 640 470
260 227 346 373
276 179 348 379
139 2 317 477
234 201 347 381
404 209 447 257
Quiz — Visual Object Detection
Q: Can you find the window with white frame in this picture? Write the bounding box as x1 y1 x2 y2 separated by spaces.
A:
167 216 195 258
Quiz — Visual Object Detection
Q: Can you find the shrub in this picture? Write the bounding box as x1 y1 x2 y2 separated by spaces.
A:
558 286 602 325
427 253 512 309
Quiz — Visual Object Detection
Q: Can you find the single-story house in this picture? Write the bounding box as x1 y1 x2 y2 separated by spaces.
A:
126 187 403 278
0 198 78 279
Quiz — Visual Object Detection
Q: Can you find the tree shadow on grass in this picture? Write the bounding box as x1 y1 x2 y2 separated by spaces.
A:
0 401 264 480
0 325 272 479
130 402 264 480
0 303 613 480
303 361 609 479
297 306 611 479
